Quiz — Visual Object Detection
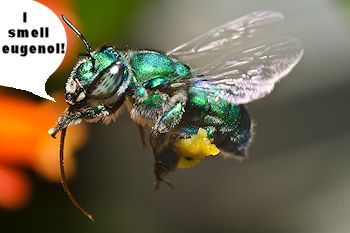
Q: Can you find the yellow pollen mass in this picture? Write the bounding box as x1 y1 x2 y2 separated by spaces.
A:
173 128 220 169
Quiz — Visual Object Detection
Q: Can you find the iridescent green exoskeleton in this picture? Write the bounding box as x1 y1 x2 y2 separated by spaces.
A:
50 11 303 220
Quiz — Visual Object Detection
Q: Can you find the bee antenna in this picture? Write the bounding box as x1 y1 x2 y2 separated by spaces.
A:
59 127 95 222
61 15 95 61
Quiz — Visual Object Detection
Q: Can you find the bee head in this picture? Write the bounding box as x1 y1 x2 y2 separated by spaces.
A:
61 16 128 106
65 47 127 105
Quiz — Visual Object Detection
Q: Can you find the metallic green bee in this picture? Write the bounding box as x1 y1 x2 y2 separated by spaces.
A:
49 11 303 220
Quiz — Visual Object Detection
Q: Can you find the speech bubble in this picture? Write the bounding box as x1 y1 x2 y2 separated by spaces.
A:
0 0 67 101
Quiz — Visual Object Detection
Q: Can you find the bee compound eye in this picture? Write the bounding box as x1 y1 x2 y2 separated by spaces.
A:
86 61 125 98
110 62 124 75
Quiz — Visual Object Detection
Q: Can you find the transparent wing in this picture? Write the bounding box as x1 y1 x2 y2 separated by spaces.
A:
187 37 304 104
167 10 303 104
167 10 285 67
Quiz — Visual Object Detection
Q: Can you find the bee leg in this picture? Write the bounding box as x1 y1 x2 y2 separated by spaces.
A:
153 159 175 191
50 104 114 138
149 133 178 190
71 105 111 123
152 90 187 134
50 95 125 137
49 110 84 138
137 125 148 148
50 105 109 137
153 149 176 191
81 95 125 123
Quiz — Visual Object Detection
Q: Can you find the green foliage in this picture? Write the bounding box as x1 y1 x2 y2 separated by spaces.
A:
77 0 147 45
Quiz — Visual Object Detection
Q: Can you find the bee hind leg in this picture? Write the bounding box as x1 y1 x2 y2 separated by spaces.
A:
137 125 148 148
149 133 179 190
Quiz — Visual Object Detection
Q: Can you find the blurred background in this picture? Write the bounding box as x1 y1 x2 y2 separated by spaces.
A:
0 0 350 232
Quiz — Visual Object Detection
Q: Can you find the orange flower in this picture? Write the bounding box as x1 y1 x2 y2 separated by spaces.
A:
0 0 86 211
0 91 88 209
0 166 30 210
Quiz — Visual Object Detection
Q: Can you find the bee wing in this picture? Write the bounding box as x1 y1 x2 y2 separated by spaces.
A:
167 10 285 67
185 37 303 104
167 10 303 104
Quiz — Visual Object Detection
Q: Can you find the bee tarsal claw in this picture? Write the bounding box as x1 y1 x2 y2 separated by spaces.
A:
154 177 175 191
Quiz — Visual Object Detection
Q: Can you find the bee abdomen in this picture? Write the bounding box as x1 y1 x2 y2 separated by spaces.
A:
214 106 252 158
185 86 252 158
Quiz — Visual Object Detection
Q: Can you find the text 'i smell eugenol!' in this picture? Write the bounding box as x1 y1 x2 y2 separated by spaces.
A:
2 12 65 57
